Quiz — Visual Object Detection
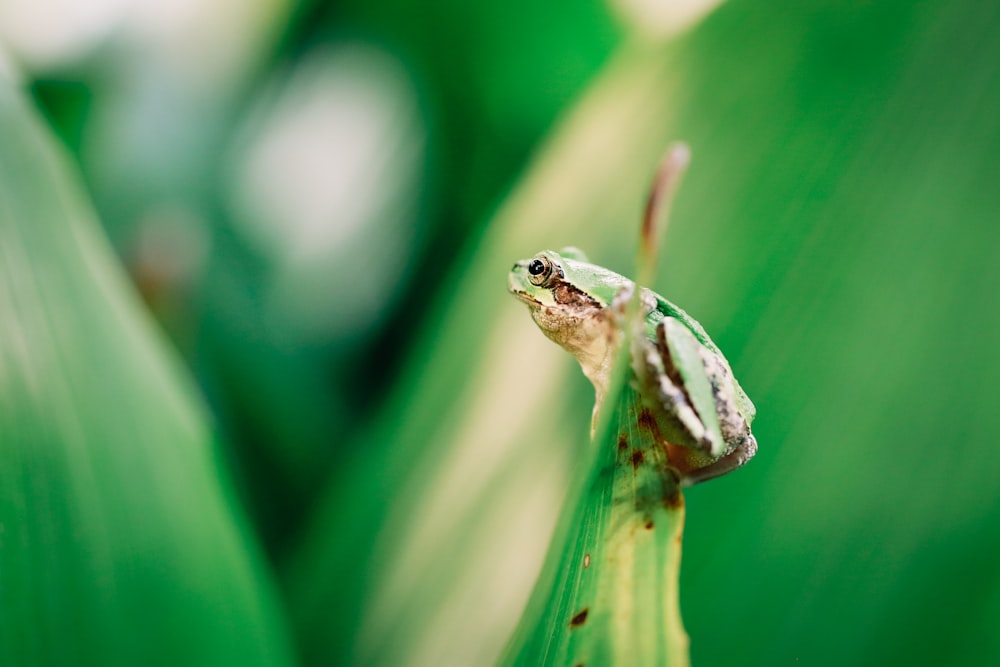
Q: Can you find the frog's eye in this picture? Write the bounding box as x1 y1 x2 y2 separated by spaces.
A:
527 256 555 286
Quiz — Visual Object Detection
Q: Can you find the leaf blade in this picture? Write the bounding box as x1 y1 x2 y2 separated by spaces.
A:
0 80 295 667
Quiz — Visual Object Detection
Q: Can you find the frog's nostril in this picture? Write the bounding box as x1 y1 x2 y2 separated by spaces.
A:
512 263 520 271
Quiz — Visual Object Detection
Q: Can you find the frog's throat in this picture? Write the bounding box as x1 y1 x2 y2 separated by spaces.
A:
533 308 614 395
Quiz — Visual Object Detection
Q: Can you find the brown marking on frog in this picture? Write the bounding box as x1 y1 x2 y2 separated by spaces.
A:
552 280 601 308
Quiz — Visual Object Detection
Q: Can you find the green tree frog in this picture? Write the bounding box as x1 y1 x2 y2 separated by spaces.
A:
508 248 756 485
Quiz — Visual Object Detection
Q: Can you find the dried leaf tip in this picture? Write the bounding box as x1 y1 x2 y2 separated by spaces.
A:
638 142 691 286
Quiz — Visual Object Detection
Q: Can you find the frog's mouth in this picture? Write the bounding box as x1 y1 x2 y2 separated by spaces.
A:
510 289 541 306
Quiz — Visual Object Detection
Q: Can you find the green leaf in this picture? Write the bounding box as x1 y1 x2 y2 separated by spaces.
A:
500 366 689 666
0 81 294 666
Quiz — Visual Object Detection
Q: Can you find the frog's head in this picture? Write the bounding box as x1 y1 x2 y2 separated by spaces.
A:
508 247 629 381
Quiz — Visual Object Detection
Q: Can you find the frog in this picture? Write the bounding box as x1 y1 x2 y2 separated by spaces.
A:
508 247 756 486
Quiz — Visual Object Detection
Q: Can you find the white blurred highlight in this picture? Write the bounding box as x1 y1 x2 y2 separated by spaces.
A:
229 44 424 340
125 0 287 92
614 0 725 38
0 0 286 87
0 0 127 68
0 38 20 84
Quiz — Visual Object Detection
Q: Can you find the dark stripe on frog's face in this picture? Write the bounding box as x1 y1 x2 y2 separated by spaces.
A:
550 278 602 309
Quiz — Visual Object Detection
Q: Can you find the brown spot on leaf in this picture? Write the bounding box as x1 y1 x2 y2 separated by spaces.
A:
570 608 589 627
583 553 591 568
664 488 684 510
618 435 628 451
638 407 656 430
630 449 645 469
645 520 654 530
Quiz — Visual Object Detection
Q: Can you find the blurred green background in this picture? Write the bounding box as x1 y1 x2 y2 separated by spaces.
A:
1 0 998 665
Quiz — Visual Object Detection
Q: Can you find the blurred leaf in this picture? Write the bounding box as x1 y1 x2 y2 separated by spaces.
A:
20 0 623 558
674 3 1000 665
0 81 295 666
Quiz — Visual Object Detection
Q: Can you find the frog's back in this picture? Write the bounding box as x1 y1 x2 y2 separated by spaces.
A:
651 293 717 354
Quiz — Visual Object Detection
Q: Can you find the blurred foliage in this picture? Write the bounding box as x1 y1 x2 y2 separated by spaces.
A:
0 81 294 667
1 0 999 665
34 0 619 557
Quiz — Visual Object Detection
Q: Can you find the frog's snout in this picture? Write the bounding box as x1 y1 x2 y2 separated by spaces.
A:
507 267 524 294
508 265 541 306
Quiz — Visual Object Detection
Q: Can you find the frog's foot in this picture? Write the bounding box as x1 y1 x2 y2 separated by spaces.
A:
678 434 757 486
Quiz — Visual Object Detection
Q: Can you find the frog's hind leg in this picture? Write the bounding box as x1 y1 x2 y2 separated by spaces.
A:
629 329 708 453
